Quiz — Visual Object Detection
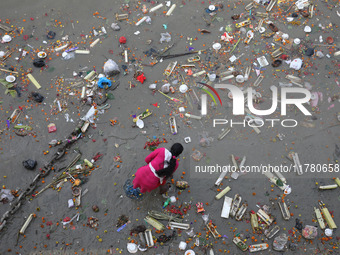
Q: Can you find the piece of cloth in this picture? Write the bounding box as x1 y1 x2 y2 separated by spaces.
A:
133 148 178 193
136 73 146 84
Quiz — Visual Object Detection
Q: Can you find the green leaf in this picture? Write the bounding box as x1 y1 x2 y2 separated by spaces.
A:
5 88 17 97
0 78 11 87
276 179 284 187
9 90 17 98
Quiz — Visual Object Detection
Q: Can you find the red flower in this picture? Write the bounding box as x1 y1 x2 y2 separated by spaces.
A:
136 73 146 84
119 36 127 44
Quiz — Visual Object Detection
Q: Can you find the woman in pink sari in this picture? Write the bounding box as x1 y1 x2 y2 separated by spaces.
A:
133 143 184 194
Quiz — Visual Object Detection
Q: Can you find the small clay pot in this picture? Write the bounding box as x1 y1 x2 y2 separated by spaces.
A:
231 15 240 20
326 37 334 44
268 23 279 32
272 59 282 67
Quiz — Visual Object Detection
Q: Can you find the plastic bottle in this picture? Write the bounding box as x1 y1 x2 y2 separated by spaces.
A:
162 198 171 208
84 159 93 168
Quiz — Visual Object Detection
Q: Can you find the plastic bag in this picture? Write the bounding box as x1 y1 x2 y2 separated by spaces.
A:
273 233 288 251
31 92 44 103
199 132 213 147
202 214 209 224
62 52 75 60
103 59 120 77
160 32 171 43
191 150 203 161
33 59 45 68
46 31 56 39
305 48 315 57
302 225 318 239
0 189 15 203
111 23 120 31
81 106 97 123
289 58 303 70
23 159 37 170
161 83 170 93
97 77 112 89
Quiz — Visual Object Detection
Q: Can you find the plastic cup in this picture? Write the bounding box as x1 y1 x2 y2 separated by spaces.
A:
236 75 245 83
179 84 188 93
293 38 301 45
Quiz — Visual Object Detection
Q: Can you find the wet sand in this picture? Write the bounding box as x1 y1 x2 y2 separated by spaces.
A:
0 0 339 254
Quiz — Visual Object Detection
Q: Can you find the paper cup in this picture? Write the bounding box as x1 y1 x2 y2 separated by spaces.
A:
236 75 244 83
208 5 216 11
293 38 301 45
179 84 188 93
127 243 138 253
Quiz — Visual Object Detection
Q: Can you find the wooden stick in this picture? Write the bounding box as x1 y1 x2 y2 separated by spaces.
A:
0 68 18 74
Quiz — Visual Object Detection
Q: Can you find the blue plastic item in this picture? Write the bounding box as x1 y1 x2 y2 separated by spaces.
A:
124 179 144 200
97 77 112 89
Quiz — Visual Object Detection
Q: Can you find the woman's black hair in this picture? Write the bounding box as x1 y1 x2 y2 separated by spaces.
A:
157 143 184 178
